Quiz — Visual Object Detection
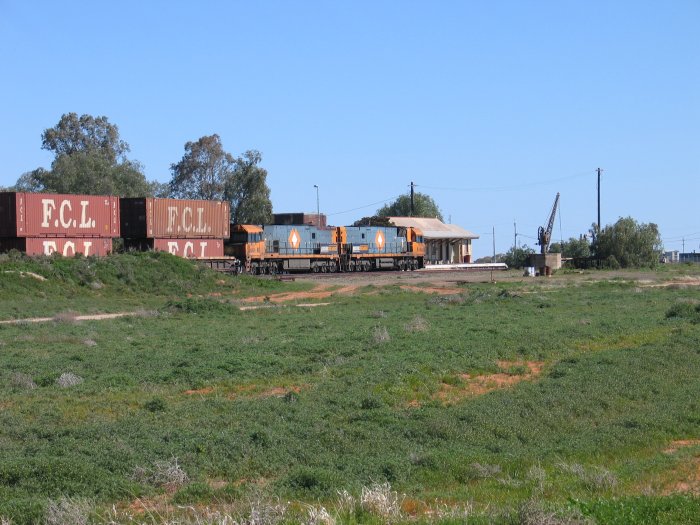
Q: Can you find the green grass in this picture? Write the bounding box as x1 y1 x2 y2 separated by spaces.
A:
1 255 699 523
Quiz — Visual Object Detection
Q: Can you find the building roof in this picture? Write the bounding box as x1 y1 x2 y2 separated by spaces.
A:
388 217 479 240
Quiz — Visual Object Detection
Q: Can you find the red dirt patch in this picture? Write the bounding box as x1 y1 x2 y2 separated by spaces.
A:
664 439 700 454
184 387 215 395
663 457 700 496
241 284 358 304
400 285 462 295
437 361 544 404
227 384 307 400
127 494 170 515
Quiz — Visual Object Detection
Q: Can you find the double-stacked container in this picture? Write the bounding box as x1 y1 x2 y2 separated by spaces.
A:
120 198 230 259
0 192 119 256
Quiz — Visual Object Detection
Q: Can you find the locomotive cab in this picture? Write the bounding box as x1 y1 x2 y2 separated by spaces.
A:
227 224 265 264
407 227 425 257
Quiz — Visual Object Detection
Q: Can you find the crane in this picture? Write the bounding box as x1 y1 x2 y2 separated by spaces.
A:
537 193 560 255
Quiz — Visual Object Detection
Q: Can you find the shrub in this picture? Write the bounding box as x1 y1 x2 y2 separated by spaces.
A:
372 326 390 344
44 497 92 525
55 373 83 388
132 457 189 488
10 372 36 390
519 499 591 525
143 397 166 412
404 315 429 332
666 301 700 323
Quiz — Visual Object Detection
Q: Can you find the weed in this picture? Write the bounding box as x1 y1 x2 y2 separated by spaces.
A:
372 325 390 344
55 372 83 388
83 339 97 347
431 500 474 520
304 505 335 525
360 482 404 521
133 457 189 488
44 497 92 525
404 315 429 332
334 490 357 515
52 312 78 323
9 371 36 390
371 310 387 319
143 397 167 412
242 494 288 525
666 300 700 323
470 462 502 479
428 295 465 307
556 463 618 491
527 463 547 493
518 499 591 525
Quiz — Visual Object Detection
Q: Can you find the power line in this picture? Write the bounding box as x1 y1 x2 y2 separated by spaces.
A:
415 170 592 193
326 194 404 217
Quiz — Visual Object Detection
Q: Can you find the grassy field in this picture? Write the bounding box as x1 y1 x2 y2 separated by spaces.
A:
1 253 699 524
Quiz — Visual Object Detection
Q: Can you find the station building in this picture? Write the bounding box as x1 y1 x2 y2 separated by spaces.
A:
388 217 479 264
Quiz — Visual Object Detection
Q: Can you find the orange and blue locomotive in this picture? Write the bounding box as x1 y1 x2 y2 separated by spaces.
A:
227 224 424 274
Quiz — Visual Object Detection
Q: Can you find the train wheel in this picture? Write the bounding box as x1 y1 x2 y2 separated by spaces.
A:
330 261 337 273
313 264 320 273
321 263 328 273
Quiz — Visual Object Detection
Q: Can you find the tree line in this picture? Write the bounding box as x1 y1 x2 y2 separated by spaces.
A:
9 113 273 224
478 218 663 269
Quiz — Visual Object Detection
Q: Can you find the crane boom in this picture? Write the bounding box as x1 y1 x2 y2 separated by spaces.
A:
537 192 560 255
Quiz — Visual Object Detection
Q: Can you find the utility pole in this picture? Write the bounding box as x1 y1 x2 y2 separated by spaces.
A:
596 168 602 232
492 226 496 263
314 185 320 227
513 221 517 252
410 181 415 216
683 238 685 253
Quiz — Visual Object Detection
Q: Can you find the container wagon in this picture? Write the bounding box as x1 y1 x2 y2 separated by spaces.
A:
120 198 230 239
0 192 119 238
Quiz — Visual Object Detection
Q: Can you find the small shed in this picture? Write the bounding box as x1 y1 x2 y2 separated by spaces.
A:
388 217 479 264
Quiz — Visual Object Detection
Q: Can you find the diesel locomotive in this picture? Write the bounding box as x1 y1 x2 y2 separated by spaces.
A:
227 224 425 274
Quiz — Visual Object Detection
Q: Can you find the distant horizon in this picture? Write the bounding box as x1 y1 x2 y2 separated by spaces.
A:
1 1 697 258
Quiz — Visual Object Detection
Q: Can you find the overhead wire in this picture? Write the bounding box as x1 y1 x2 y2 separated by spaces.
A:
414 170 593 193
326 194 405 217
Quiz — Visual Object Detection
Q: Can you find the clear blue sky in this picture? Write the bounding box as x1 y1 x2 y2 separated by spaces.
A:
1 1 698 257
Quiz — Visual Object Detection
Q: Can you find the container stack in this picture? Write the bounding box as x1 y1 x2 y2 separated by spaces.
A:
120 198 230 259
0 192 119 256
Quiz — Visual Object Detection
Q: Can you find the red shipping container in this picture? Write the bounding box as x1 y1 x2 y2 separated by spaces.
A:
120 198 230 239
0 237 113 257
0 192 119 238
125 238 224 259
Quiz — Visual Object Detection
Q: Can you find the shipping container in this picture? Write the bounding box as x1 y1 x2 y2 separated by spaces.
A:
124 238 224 259
0 237 113 257
0 192 119 238
120 198 230 239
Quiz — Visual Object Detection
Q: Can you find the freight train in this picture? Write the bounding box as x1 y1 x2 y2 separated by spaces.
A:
0 191 425 274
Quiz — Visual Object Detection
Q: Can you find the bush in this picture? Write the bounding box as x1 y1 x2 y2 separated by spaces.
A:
172 482 215 504
666 301 700 323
